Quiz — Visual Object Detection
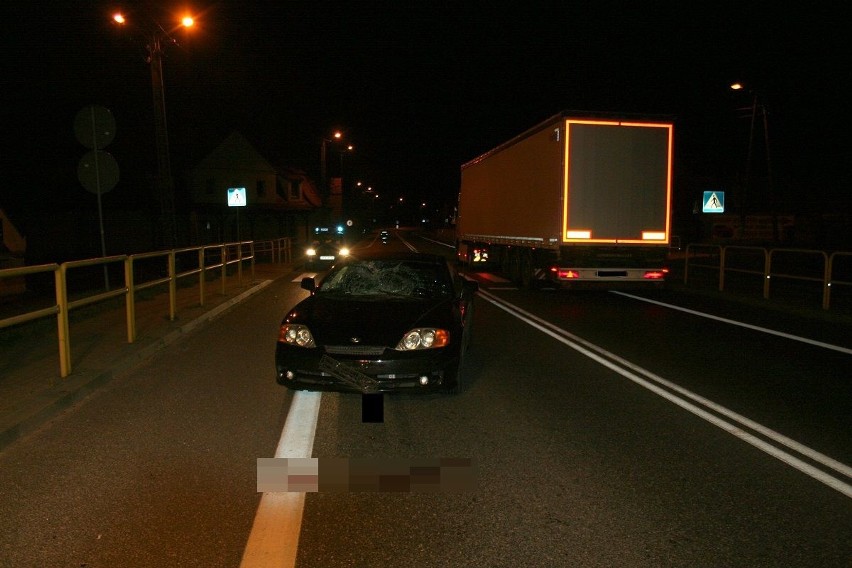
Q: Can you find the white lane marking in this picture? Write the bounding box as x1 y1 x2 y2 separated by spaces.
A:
417 235 455 249
240 391 322 568
612 291 852 355
478 289 852 498
398 233 418 252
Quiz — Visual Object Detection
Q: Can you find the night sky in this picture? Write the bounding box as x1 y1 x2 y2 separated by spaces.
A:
2 2 849 233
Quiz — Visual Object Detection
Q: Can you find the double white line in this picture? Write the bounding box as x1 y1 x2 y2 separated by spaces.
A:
477 288 852 498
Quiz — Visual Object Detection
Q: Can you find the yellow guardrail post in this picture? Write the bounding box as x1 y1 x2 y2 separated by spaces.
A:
240 241 244 279
125 256 136 343
58 263 72 377
763 248 771 299
168 250 177 321
198 248 206 307
824 253 834 310
237 241 244 285
221 244 227 295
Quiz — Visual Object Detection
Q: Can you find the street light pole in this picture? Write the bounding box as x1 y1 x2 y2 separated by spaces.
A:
148 33 177 249
760 103 777 243
731 82 778 243
339 144 353 213
320 139 328 200
319 131 342 201
741 91 758 233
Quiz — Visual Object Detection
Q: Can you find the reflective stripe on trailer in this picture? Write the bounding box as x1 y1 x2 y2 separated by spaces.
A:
553 268 667 281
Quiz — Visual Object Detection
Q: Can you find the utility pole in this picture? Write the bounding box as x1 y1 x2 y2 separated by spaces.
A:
731 83 778 243
149 34 177 249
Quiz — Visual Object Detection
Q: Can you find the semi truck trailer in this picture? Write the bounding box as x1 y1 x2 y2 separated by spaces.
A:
456 111 673 288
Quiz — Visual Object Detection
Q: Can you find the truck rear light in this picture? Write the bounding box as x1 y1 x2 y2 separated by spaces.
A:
558 269 580 279
643 269 668 279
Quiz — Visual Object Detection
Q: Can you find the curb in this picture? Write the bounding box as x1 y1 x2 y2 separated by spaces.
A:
0 279 274 453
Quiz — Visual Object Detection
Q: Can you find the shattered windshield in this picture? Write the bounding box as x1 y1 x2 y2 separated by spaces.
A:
318 260 452 298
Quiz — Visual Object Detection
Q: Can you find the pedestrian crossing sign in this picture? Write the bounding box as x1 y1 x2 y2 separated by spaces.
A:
227 187 247 207
702 191 724 213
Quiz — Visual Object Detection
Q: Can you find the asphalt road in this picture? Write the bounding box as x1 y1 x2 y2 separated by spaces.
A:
1 230 849 567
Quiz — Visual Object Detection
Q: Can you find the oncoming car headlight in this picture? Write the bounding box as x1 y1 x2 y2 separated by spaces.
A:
395 328 449 350
278 324 316 348
339 247 350 257
306 248 317 257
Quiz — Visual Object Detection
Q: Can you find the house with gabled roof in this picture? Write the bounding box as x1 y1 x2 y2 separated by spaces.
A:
184 130 326 244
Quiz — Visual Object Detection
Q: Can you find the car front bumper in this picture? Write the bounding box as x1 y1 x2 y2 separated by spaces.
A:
275 344 460 393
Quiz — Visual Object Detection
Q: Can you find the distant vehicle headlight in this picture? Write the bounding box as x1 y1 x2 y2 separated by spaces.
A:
339 247 350 257
278 324 316 348
395 328 449 350
306 248 317 257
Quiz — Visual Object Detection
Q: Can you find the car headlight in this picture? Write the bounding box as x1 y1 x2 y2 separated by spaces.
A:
278 324 316 348
339 247 350 257
395 328 449 350
306 248 317 257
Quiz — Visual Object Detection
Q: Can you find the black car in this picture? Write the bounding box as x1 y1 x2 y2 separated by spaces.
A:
276 251 478 394
304 236 350 270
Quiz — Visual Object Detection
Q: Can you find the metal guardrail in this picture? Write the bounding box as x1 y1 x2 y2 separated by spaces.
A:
683 244 852 311
0 238 293 378
252 237 292 265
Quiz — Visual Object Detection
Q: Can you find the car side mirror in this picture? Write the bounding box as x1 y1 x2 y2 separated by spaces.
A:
301 277 317 293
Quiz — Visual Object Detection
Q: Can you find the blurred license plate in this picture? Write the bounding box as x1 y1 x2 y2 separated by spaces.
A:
320 255 335 260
